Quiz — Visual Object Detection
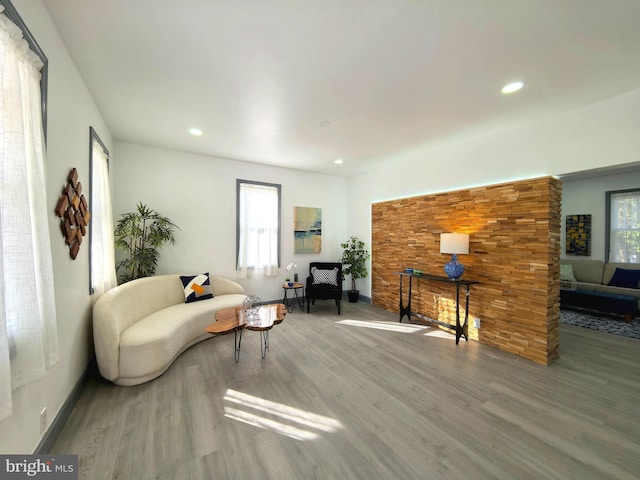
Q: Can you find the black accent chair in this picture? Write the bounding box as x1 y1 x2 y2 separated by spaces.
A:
306 262 342 315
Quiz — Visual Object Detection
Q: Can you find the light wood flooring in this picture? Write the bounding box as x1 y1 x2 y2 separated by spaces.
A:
52 301 640 479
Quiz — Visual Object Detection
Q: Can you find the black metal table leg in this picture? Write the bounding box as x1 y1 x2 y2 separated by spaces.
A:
260 330 269 359
284 287 304 313
399 274 412 322
455 283 461 344
234 328 243 362
283 289 291 312
294 288 304 311
463 285 470 342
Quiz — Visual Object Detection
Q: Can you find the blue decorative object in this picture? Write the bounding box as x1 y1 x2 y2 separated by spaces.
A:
443 254 465 280
607 268 640 288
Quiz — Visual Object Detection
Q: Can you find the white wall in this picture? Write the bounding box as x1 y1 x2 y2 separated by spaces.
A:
562 171 640 261
112 142 349 302
0 0 113 453
348 88 640 297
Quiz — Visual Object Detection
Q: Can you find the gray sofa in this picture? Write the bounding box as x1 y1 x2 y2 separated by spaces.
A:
560 259 640 301
560 259 640 321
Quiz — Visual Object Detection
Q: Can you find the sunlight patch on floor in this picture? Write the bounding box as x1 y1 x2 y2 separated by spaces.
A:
423 329 455 339
336 319 428 333
224 389 343 441
224 407 319 441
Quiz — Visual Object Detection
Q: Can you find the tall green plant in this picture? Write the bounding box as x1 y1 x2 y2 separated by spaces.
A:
114 202 179 283
340 236 370 292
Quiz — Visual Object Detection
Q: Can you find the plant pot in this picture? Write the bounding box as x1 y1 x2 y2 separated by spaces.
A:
348 290 359 303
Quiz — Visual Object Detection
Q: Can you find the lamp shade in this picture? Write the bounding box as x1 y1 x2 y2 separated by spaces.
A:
440 233 469 255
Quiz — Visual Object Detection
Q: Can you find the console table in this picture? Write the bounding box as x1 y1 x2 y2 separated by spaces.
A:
396 272 478 344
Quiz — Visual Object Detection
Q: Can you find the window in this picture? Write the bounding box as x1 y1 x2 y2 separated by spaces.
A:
0 0 47 138
1 0 57 422
89 127 117 297
606 189 640 263
236 180 281 277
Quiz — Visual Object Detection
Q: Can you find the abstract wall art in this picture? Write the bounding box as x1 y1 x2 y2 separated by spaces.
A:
566 214 591 256
55 168 91 260
294 206 322 254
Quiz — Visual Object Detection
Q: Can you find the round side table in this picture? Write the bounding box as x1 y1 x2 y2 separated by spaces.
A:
282 282 304 312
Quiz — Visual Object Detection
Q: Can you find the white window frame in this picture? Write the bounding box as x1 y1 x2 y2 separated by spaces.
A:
606 188 640 263
236 180 281 277
89 127 117 297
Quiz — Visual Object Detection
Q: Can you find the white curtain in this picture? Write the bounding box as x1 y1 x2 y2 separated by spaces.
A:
237 182 279 278
0 6 59 421
90 137 117 299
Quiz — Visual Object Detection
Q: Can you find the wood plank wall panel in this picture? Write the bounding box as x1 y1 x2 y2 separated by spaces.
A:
371 177 561 365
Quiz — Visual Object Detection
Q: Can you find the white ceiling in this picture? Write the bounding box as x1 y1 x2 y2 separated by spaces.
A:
42 0 640 178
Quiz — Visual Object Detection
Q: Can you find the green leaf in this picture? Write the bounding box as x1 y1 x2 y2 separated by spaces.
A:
340 235 370 292
113 203 179 283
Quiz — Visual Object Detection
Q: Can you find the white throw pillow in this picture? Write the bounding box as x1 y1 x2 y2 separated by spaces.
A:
311 267 338 286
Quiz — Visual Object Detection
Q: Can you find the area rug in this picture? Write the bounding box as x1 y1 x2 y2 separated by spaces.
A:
560 309 640 339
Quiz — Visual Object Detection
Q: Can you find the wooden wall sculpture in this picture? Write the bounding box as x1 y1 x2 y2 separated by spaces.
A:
371 176 562 366
55 168 90 260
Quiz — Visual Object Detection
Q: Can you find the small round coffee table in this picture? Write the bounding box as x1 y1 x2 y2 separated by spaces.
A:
282 282 304 312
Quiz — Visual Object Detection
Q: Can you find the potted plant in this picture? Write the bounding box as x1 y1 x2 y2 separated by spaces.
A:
286 262 298 282
340 236 370 302
114 202 179 283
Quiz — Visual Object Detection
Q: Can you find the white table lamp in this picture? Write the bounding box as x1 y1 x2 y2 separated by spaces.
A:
440 233 469 280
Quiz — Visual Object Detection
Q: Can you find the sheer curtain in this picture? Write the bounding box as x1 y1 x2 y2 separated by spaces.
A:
237 182 279 278
90 133 117 299
0 6 59 421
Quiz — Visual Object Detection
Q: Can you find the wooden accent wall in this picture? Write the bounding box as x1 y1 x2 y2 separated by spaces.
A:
371 176 562 365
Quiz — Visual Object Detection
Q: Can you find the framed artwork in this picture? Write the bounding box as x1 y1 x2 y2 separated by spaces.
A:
566 214 591 256
294 206 322 254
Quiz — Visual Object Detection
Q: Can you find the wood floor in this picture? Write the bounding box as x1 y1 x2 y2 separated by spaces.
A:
52 301 640 480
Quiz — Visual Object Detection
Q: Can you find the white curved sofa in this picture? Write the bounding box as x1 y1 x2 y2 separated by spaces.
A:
93 274 246 386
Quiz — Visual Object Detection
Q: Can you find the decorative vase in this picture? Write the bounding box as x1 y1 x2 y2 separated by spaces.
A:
444 254 464 280
242 295 262 323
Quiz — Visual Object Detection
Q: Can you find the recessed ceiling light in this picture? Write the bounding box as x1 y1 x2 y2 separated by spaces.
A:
334 159 343 164
188 127 203 136
501 81 524 94
318 120 330 127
